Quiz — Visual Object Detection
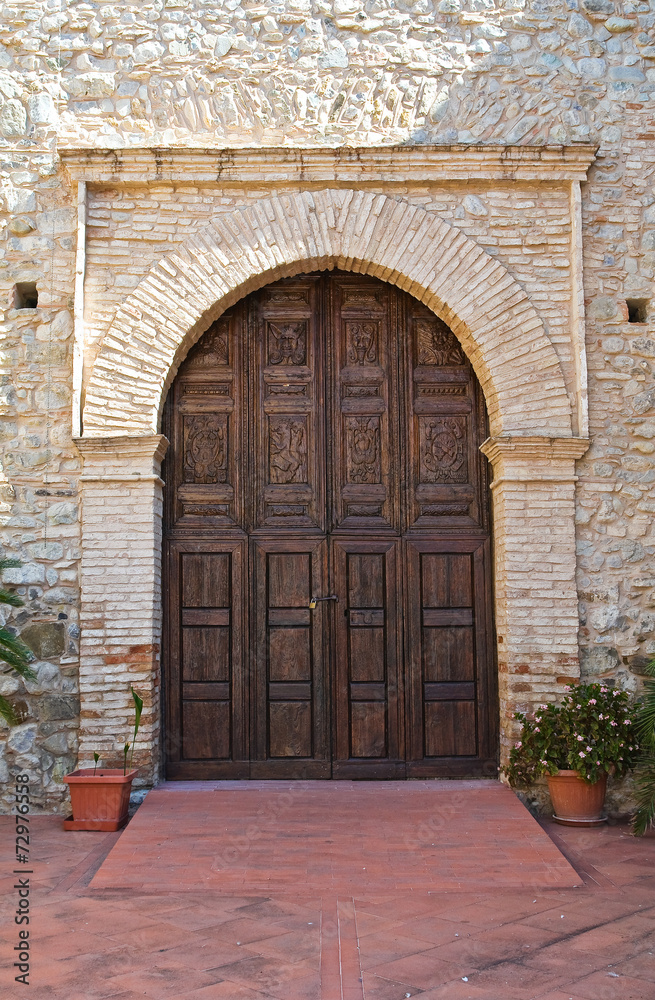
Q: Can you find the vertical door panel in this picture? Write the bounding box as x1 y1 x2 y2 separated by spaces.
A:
251 537 330 777
406 536 496 776
165 308 244 530
330 276 399 532
332 538 404 777
252 278 325 531
403 296 489 532
165 538 248 778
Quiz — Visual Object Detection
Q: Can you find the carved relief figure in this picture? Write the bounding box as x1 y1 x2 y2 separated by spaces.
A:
346 416 381 484
183 414 228 483
416 319 465 366
268 322 307 365
184 321 229 368
347 321 377 365
269 417 308 483
420 416 468 483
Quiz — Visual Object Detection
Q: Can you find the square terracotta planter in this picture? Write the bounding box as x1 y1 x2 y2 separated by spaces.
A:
63 768 138 831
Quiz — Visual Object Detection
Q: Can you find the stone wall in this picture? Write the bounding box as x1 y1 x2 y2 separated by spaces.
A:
3 0 654 150
0 150 80 811
1 0 654 812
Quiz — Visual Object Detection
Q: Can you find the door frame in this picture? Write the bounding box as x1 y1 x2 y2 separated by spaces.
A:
161 272 499 778
74 164 592 783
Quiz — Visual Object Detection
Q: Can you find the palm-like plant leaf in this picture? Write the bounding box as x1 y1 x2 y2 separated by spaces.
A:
128 688 144 771
632 659 655 835
0 629 36 680
0 694 19 726
634 659 655 743
132 688 143 736
0 560 37 723
633 751 655 837
0 589 23 608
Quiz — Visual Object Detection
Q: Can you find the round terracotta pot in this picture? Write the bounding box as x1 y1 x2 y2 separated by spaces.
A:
546 769 607 827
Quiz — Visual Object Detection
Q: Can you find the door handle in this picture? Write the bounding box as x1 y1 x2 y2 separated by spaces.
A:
309 595 339 610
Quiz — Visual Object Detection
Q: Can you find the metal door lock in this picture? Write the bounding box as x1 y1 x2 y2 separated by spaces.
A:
309 595 339 610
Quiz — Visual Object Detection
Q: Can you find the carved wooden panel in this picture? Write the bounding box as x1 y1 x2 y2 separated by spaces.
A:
347 320 378 365
345 416 381 484
330 276 397 531
419 416 468 484
183 413 228 484
269 416 308 484
163 312 241 529
405 299 488 530
416 317 466 366
253 278 324 530
268 321 307 366
184 320 230 367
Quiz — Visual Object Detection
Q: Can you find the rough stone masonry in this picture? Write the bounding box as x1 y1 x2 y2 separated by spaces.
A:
1 0 654 814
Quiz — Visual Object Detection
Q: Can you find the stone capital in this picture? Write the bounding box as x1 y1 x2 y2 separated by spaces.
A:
480 435 589 484
74 434 169 480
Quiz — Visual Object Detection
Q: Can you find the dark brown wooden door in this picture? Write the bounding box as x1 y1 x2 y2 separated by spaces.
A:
163 271 496 779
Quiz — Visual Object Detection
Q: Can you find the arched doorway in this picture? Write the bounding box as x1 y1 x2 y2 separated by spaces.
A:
162 270 496 778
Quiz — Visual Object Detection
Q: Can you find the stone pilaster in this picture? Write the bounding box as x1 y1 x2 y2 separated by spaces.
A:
480 436 589 771
74 435 169 786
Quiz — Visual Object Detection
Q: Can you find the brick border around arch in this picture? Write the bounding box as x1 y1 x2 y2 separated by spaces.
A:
82 189 573 440
75 189 588 784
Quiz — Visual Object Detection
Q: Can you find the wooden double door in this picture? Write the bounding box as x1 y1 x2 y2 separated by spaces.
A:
163 271 497 779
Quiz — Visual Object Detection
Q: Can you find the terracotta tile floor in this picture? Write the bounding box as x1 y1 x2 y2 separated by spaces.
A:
91 781 578 894
0 780 653 1000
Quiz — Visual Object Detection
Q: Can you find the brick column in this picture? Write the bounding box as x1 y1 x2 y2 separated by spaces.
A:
74 435 169 787
480 436 589 771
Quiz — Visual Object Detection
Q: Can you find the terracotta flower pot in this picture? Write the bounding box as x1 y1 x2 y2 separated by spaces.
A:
63 768 137 831
547 769 608 827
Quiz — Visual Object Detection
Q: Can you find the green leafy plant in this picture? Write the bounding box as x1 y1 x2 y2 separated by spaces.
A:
0 559 37 726
632 659 655 836
506 682 638 787
90 688 143 776
123 687 143 775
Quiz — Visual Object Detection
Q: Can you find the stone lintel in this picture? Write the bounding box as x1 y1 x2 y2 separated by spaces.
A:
60 143 597 186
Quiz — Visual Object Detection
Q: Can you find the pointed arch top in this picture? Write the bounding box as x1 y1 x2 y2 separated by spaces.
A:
81 189 573 439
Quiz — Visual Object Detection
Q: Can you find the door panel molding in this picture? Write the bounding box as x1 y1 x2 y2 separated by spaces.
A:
332 537 403 774
165 537 248 779
405 535 497 777
251 535 330 777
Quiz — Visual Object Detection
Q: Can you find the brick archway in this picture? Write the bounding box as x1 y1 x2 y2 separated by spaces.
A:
82 189 573 440
75 189 588 785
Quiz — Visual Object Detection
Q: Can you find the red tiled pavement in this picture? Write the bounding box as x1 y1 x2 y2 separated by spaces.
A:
0 779 653 999
91 781 578 893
